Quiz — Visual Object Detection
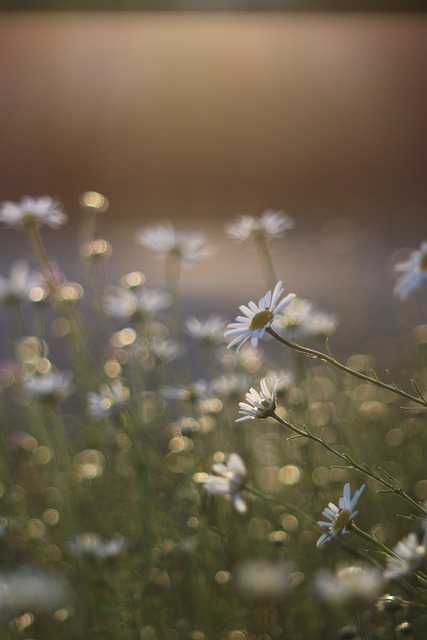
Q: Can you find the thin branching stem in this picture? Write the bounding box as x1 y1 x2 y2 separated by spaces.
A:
271 412 427 516
267 326 427 408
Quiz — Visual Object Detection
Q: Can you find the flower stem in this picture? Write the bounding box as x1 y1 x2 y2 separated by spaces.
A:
267 326 427 408
271 412 427 516
253 233 277 290
26 223 100 382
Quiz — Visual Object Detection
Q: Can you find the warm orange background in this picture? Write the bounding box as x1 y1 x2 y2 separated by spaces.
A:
0 14 426 362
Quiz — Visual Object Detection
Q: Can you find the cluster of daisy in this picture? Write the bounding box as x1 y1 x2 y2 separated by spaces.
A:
0 194 426 637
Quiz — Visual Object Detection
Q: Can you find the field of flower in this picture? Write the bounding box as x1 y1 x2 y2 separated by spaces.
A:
0 193 426 640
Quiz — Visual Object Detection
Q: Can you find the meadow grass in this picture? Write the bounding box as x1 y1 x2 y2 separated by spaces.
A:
0 195 426 640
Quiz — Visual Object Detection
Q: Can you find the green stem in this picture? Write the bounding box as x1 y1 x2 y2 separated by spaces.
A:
246 484 318 528
350 523 393 555
267 327 427 408
271 412 427 516
40 403 80 538
253 233 277 290
26 223 100 383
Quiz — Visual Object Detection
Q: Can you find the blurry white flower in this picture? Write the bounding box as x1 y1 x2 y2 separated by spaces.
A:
161 380 209 403
103 286 172 320
236 559 293 600
384 532 427 580
315 564 383 606
185 315 227 345
277 297 339 340
317 483 365 547
263 369 293 392
0 260 38 304
203 453 248 513
68 532 126 558
225 209 295 243
87 379 129 419
209 372 252 399
0 568 70 619
236 375 284 422
148 339 184 364
136 222 215 266
0 196 67 230
23 369 74 403
393 241 427 300
225 281 296 352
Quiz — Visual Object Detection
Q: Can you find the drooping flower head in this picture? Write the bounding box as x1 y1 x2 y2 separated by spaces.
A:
202 453 248 513
236 375 284 422
225 209 295 244
0 196 68 230
317 483 365 547
135 222 214 266
393 241 427 300
224 281 296 352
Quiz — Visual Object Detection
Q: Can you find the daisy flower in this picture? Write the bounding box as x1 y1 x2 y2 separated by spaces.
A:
316 483 366 547
384 532 427 580
0 196 67 230
276 297 339 340
225 209 295 243
393 241 427 300
314 564 383 606
161 380 209 403
236 559 293 600
103 286 172 320
202 453 248 513
224 281 296 352
209 372 252 399
135 222 215 266
68 533 126 558
87 379 129 419
185 314 227 345
0 260 38 304
0 568 70 619
236 375 284 422
23 369 74 404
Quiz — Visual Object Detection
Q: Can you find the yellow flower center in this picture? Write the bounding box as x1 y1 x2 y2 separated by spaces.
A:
249 309 274 331
333 508 351 531
420 250 427 271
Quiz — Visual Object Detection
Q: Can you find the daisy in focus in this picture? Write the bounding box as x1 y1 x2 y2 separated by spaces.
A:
224 281 296 352
236 375 284 422
317 483 365 547
384 532 427 580
135 222 215 266
202 453 248 513
225 209 295 243
393 241 427 300
0 196 68 230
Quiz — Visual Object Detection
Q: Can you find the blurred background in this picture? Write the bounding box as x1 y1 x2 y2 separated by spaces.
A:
0 13 426 369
